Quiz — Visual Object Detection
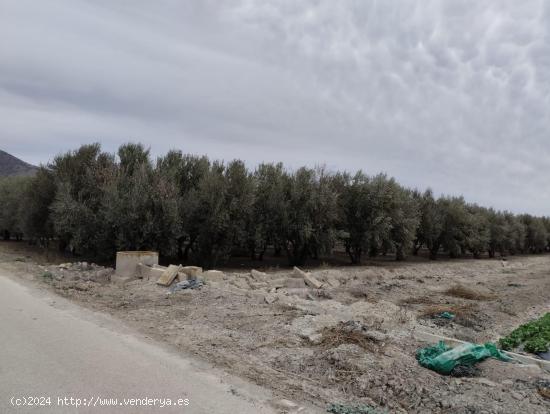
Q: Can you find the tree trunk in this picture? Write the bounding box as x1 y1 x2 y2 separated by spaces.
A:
258 244 267 261
396 246 405 261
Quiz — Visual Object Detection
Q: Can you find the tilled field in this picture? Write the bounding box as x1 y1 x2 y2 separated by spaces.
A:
1 243 549 414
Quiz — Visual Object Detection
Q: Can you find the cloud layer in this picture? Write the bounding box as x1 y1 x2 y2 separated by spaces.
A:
1 0 549 214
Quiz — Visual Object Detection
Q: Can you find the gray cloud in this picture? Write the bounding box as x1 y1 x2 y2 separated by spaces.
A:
1 0 549 214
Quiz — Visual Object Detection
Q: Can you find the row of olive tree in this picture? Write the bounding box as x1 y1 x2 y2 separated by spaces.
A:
1 143 548 267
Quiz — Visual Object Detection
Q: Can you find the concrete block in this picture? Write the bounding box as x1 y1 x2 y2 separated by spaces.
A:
180 266 203 278
292 266 306 279
116 251 158 278
293 267 323 288
302 273 323 289
137 263 165 281
251 269 267 279
202 270 224 281
269 278 287 289
156 264 182 286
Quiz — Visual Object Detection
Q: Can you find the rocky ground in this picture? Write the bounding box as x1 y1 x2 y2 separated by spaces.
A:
1 242 549 414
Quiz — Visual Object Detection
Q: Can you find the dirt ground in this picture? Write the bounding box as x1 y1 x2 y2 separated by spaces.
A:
1 241 549 414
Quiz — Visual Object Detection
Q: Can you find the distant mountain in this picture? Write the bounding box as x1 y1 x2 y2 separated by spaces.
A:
0 150 38 176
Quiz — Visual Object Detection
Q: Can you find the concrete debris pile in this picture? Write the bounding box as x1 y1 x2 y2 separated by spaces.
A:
48 262 114 283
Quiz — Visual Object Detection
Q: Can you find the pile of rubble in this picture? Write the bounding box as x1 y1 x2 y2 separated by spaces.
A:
46 262 114 283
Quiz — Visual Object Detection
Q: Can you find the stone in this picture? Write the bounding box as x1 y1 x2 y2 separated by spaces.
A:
156 264 182 286
137 263 165 281
307 333 323 344
269 278 287 289
250 269 267 279
302 273 323 289
264 294 279 304
269 398 303 413
180 266 203 278
111 275 133 287
90 268 112 283
230 278 250 290
285 278 306 288
283 288 312 299
202 270 224 281
249 282 268 290
292 266 307 279
511 392 523 400
148 267 166 280
363 330 389 342
325 276 340 288
293 266 323 288
477 378 497 387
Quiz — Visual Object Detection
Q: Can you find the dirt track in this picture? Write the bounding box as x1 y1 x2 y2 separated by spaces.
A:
1 242 549 413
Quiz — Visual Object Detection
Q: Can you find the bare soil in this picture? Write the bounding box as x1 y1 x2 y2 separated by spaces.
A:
1 241 549 414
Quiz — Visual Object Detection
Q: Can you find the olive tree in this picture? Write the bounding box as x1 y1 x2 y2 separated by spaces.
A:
49 144 115 256
250 163 286 260
278 167 338 266
18 167 56 245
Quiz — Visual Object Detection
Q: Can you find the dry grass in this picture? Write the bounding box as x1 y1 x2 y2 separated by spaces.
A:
399 295 436 305
419 303 477 320
538 387 550 400
319 326 383 352
444 284 494 301
418 302 483 328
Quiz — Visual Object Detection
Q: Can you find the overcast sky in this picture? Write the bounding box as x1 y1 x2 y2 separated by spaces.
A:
1 0 549 214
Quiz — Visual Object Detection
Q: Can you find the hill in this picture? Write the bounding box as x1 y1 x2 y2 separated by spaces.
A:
0 150 38 176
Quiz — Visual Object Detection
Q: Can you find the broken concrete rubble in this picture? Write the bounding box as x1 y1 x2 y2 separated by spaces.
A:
201 270 224 281
269 278 287 289
285 278 306 289
250 269 267 279
156 264 182 286
116 251 158 278
293 266 323 289
137 263 165 280
292 266 306 278
302 273 323 289
264 294 279 304
180 266 203 278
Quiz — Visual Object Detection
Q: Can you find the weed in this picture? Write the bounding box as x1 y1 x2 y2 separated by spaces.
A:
42 271 53 281
419 303 480 328
444 285 494 301
499 313 550 354
399 295 435 305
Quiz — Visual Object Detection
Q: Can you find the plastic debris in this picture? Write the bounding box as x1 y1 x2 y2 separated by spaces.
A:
168 278 204 293
437 311 455 320
416 341 512 375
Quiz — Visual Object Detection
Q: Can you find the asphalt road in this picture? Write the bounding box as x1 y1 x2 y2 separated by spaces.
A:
0 271 276 413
